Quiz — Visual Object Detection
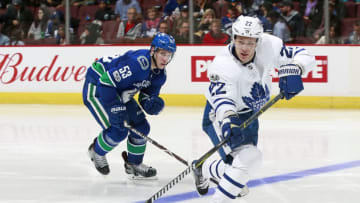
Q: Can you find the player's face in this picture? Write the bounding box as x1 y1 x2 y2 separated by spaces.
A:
154 49 173 69
233 36 257 64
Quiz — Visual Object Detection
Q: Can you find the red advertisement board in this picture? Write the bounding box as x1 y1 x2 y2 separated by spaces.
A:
191 55 328 83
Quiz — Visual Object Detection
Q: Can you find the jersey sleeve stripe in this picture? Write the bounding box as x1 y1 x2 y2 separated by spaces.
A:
294 48 305 56
214 101 236 114
214 97 236 105
106 71 117 87
91 62 105 76
99 72 116 87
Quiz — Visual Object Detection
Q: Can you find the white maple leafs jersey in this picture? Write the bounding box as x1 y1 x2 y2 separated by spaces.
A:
205 33 316 122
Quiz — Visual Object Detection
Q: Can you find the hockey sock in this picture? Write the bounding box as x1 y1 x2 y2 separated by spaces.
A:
202 159 227 182
94 128 127 156
214 165 249 200
127 136 147 165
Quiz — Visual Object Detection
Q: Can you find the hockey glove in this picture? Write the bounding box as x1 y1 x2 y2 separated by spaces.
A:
139 94 164 115
278 63 304 100
221 115 245 148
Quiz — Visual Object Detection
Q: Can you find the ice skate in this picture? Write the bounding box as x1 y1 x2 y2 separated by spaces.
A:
88 142 110 175
238 185 250 197
191 160 209 196
122 151 157 180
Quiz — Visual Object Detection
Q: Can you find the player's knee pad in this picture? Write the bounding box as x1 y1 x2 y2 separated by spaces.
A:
94 127 128 156
104 126 128 143
231 144 263 176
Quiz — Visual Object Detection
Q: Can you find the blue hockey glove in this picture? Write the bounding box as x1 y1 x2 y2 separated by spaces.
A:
140 96 164 115
278 64 304 100
221 115 245 148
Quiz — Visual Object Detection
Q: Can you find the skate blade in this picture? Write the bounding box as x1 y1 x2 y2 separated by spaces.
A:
238 185 249 197
127 174 158 180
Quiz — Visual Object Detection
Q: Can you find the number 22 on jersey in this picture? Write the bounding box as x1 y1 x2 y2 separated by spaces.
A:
209 82 226 96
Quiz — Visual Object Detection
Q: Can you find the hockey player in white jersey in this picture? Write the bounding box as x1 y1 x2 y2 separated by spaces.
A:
191 15 316 202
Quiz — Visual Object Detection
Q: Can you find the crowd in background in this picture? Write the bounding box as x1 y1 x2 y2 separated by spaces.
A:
0 0 359 45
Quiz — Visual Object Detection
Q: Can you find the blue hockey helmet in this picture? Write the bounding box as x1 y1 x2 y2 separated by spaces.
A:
151 33 176 53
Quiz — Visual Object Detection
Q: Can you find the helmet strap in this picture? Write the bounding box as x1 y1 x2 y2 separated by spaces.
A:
151 48 161 74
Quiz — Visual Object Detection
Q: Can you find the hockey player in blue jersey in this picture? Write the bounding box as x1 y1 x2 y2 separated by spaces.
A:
83 33 176 178
191 16 316 202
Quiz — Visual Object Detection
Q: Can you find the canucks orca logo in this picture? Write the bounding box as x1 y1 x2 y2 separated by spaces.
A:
242 82 270 112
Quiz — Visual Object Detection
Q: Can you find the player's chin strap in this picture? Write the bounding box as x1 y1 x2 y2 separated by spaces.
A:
151 52 160 74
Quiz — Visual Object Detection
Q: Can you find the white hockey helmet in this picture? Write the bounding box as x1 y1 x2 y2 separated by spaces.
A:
232 15 263 40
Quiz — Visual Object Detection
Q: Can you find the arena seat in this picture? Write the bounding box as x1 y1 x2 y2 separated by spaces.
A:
340 17 360 37
138 0 167 13
344 1 356 18
212 1 229 18
57 5 80 18
102 20 120 41
78 5 98 23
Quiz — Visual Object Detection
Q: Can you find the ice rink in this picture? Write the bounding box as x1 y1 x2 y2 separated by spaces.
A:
1 104 360 203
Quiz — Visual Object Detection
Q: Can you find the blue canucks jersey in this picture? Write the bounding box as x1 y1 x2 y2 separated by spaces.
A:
85 49 166 104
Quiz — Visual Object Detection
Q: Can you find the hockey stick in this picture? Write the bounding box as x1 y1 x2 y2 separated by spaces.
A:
124 122 188 166
124 122 219 184
145 91 284 203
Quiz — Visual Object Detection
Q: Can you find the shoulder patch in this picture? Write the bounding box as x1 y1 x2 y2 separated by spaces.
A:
137 56 150 70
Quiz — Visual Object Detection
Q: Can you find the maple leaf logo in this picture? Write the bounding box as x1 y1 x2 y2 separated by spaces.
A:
242 82 270 112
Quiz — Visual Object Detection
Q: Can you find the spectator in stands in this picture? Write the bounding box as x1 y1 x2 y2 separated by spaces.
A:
0 24 10 45
67 0 96 6
345 20 360 44
316 25 342 44
221 7 240 36
268 10 291 43
80 20 104 44
53 23 75 44
227 0 243 16
174 20 190 43
27 7 50 40
240 0 261 16
95 0 115 21
116 7 142 40
55 24 66 44
114 0 141 21
330 0 345 21
202 18 230 44
169 4 189 36
279 0 305 42
163 0 188 18
0 1 11 9
174 21 202 44
6 27 24 45
302 0 323 38
41 0 62 7
46 11 61 38
313 1 341 42
196 8 216 37
141 7 161 38
194 0 214 20
157 21 169 34
1 0 33 37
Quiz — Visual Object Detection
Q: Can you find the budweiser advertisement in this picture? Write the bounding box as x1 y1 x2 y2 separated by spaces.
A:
0 48 96 92
191 56 328 82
